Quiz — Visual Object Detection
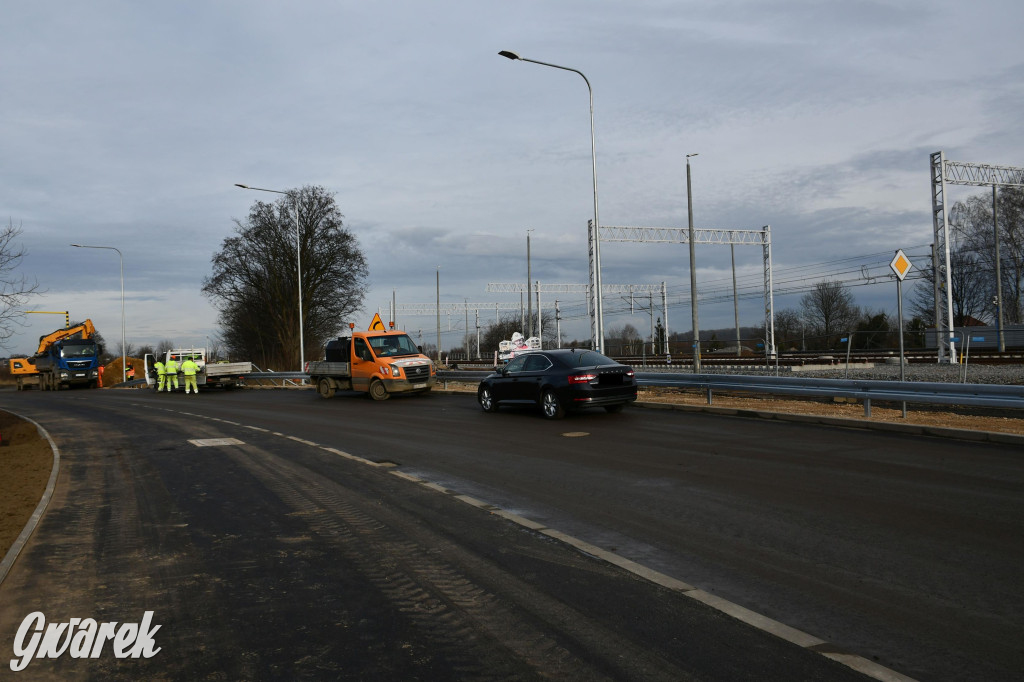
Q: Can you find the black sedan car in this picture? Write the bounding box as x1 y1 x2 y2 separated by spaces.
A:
477 349 637 419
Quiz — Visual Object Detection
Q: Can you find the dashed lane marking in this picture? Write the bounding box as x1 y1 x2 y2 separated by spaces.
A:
188 438 245 447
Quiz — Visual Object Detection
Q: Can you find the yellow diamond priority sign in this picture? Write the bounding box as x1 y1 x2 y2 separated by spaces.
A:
890 249 912 281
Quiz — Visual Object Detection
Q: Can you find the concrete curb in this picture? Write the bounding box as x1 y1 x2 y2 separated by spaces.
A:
0 412 61 588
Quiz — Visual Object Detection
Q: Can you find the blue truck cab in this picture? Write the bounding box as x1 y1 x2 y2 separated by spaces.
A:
36 337 101 390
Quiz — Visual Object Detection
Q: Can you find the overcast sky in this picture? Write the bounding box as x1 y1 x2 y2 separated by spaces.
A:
3 0 1022 358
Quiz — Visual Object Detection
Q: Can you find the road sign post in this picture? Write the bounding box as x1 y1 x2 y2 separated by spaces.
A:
890 249 912 416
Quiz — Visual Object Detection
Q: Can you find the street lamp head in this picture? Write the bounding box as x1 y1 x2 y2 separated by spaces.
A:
71 243 82 247
498 50 522 61
234 183 250 189
686 153 699 160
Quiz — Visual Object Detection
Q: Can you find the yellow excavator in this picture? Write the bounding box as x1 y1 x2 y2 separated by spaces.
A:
10 356 39 390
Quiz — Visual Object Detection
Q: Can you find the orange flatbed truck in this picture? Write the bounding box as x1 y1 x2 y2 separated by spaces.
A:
304 329 436 401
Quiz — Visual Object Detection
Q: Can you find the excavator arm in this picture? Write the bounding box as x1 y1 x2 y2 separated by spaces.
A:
35 319 96 355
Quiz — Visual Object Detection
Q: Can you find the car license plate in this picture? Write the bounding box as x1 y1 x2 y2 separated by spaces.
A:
74 373 85 377
412 383 426 389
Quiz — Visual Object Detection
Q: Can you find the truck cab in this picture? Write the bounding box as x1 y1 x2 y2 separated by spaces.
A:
36 338 101 390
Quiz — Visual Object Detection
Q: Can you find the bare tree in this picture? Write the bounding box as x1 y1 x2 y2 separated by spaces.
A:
606 323 642 355
206 336 223 362
910 241 992 327
480 311 558 355
773 308 804 351
0 219 41 347
957 188 1024 324
115 340 138 359
853 309 894 350
203 185 369 369
800 280 860 349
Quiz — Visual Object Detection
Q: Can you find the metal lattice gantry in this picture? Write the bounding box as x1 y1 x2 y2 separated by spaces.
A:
596 224 775 358
389 301 523 327
930 152 1024 362
487 282 670 352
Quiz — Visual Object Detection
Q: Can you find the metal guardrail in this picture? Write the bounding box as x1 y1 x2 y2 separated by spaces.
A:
244 371 308 381
437 370 1024 416
633 373 1024 416
240 371 307 387
117 367 1022 416
110 372 309 388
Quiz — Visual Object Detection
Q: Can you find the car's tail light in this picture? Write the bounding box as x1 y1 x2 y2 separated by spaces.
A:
568 373 597 384
625 370 634 378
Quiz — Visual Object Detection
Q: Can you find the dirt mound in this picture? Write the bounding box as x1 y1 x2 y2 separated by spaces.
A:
102 356 143 384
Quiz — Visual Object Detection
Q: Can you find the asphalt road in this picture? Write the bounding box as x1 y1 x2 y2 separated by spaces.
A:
0 387 1021 681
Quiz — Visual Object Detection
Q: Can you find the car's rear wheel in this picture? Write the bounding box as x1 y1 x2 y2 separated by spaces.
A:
541 389 565 419
604 403 625 413
478 386 498 413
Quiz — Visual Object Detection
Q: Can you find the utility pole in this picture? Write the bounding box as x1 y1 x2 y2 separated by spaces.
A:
686 153 701 372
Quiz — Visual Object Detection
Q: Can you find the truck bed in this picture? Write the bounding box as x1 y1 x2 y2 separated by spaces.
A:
205 361 253 376
305 361 351 377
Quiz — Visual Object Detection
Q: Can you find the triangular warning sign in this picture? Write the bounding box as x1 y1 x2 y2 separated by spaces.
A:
369 313 386 331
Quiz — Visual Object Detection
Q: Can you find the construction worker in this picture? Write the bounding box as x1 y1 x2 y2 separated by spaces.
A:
181 355 199 395
126 363 136 381
164 356 179 392
154 359 166 392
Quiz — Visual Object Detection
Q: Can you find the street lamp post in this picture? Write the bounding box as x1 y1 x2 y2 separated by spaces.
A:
71 244 125 383
499 49 604 353
436 267 441 362
993 185 1005 352
526 229 533 339
686 153 700 373
235 183 305 370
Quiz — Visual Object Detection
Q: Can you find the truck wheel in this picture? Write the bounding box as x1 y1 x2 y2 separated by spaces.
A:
368 380 389 401
317 378 336 399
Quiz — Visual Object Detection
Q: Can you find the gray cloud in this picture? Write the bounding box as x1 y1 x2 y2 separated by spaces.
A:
2 0 1021 352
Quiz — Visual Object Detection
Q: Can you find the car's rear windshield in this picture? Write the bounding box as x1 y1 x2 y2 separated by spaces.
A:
563 351 618 367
